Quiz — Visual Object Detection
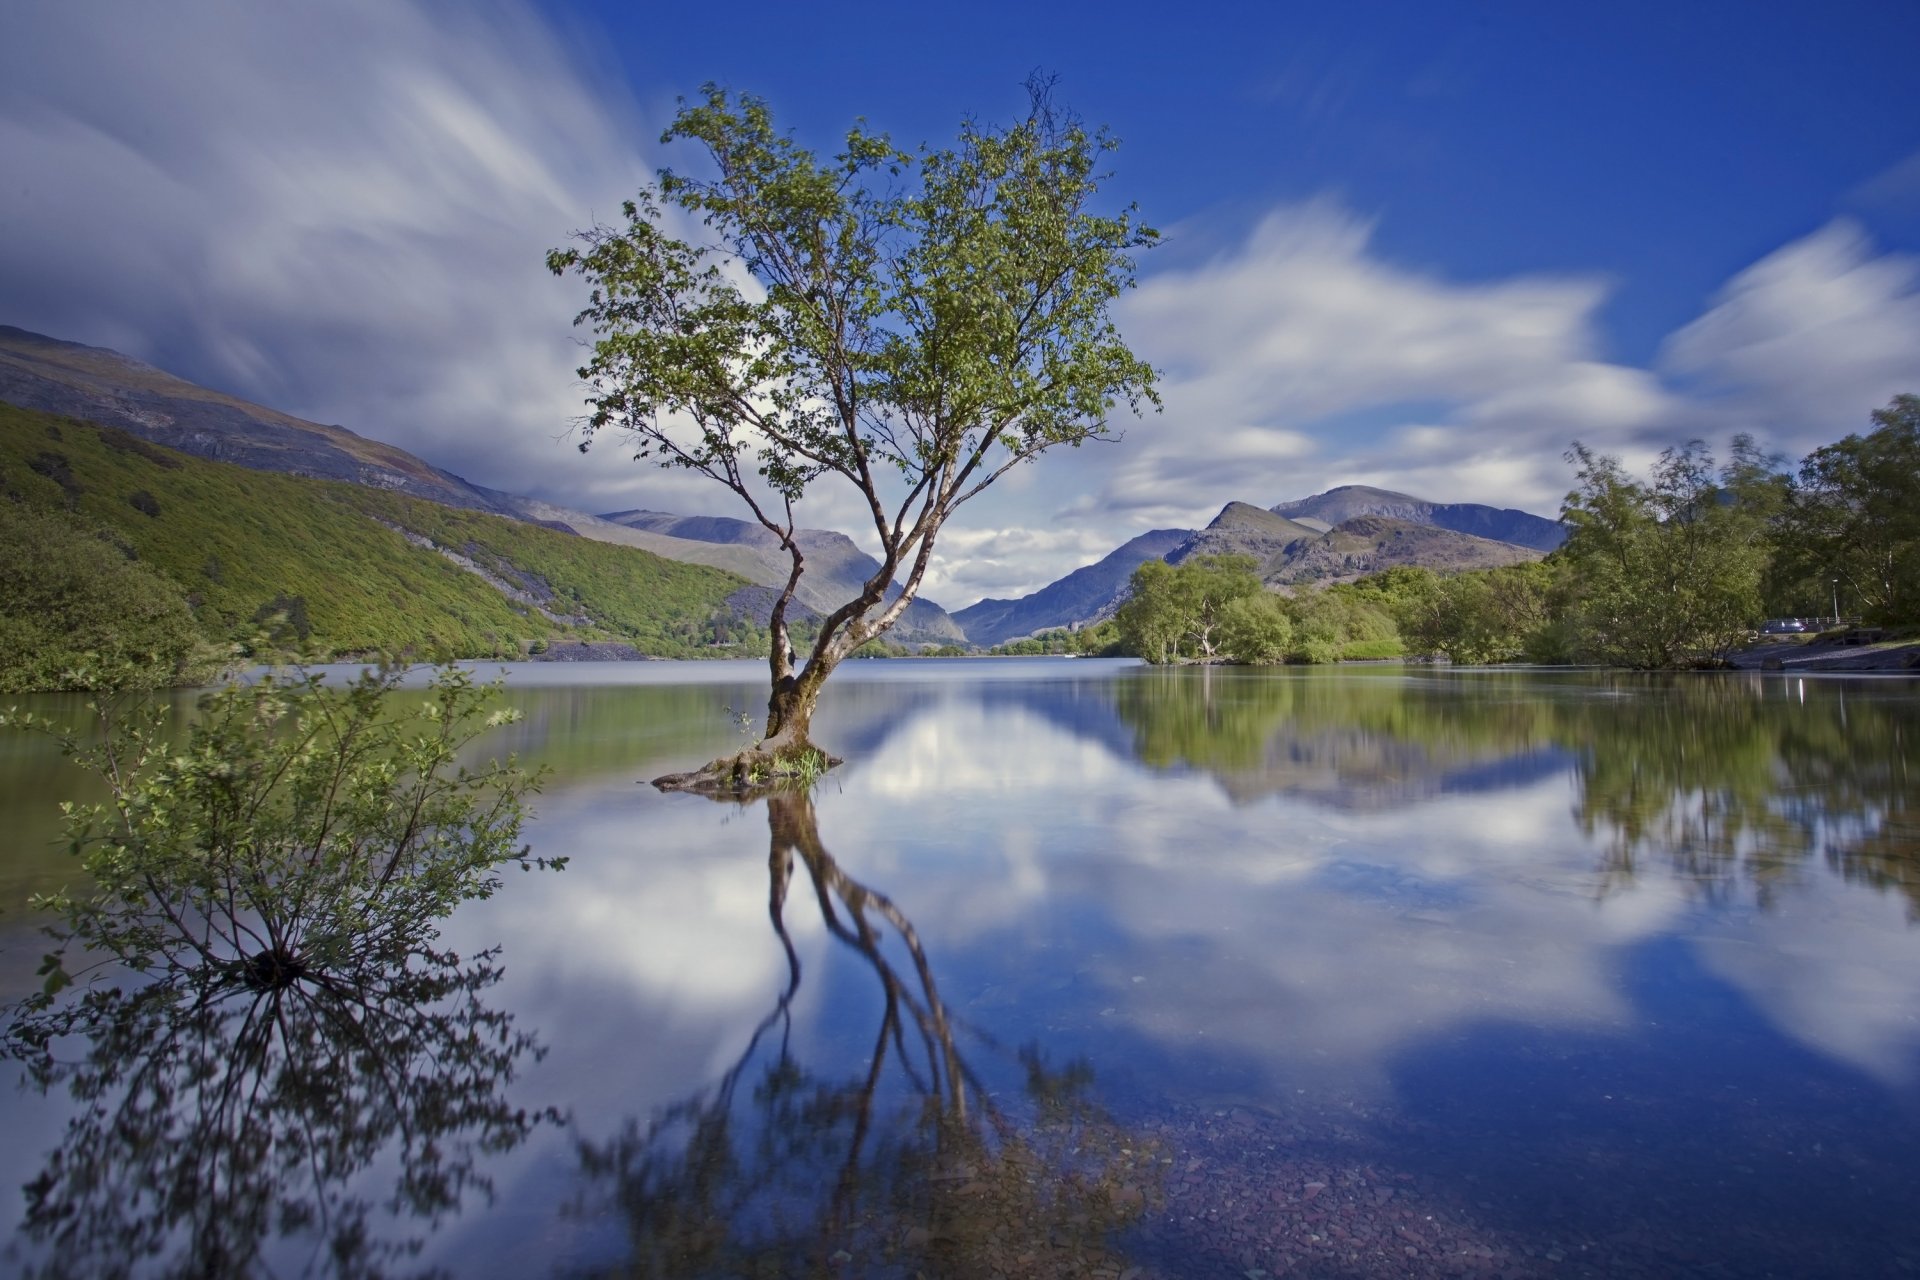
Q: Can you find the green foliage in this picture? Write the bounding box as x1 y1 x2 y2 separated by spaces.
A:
550 80 1159 747
1338 637 1406 660
1556 438 1777 668
1217 592 1293 663
1115 556 1406 665
1772 394 1920 624
1281 585 1398 664
1 665 556 1275
0 405 756 676
3 665 550 1009
1386 560 1557 664
1072 619 1127 656
986 626 1111 656
0 500 221 692
1116 554 1264 662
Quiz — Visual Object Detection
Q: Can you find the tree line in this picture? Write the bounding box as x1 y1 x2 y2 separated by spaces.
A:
1114 395 1919 669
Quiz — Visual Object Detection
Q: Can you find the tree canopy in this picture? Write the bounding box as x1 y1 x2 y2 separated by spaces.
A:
549 81 1158 788
1555 438 1779 668
1773 393 1920 624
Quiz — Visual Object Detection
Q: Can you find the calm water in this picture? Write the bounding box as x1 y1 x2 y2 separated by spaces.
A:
4 659 1920 1278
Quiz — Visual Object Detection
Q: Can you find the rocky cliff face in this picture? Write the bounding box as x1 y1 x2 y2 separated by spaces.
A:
1265 516 1543 586
1169 502 1323 574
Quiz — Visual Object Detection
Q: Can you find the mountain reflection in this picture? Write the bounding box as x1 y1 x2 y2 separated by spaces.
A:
4 947 548 1279
1113 667 1920 916
569 791 1160 1279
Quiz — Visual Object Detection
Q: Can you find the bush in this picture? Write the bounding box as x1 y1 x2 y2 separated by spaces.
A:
5 664 552 1008
2 665 557 1275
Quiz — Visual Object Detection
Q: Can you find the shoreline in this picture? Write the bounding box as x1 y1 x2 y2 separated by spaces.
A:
1727 637 1920 673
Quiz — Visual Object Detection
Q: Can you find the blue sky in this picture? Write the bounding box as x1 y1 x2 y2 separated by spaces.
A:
4 0 1918 605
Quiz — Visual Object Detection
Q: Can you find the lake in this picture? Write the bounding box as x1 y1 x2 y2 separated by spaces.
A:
4 658 1920 1278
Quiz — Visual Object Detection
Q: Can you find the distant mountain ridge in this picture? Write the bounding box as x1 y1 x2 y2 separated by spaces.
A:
4 323 1568 654
1169 502 1324 575
953 528 1191 647
1271 484 1566 552
0 400 756 660
0 325 522 518
1264 515 1541 585
951 493 1560 644
599 510 964 643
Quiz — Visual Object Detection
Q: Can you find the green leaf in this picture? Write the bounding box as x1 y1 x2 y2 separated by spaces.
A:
36 952 71 998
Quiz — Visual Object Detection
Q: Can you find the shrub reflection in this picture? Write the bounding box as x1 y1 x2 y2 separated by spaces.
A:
5 946 549 1280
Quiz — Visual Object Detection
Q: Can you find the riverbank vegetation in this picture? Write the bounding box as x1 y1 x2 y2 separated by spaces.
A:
1116 397 1919 669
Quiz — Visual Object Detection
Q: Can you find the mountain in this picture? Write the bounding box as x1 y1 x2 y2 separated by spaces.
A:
1264 515 1543 586
599 510 965 644
969 486 1562 640
1168 502 1323 575
953 528 1191 646
0 325 520 517
0 402 758 661
0 324 968 644
1270 484 1567 552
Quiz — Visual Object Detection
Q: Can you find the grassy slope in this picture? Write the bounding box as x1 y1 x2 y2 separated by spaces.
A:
0 404 753 659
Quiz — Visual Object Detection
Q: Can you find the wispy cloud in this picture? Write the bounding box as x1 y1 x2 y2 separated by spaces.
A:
1084 206 1920 539
1661 220 1920 455
4 5 1917 611
0 0 656 509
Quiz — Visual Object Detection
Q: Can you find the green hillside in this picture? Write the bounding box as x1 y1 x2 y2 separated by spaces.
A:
0 404 757 671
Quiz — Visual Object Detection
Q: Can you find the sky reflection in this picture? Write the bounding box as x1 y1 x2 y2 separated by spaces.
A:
6 661 1920 1274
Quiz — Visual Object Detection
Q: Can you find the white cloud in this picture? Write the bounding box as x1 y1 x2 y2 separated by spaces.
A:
1661 220 1920 455
6 6 1918 610
923 524 1131 602
0 0 669 511
1092 202 1669 524
1071 208 1920 547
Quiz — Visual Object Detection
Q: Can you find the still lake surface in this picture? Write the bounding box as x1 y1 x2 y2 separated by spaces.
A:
3 658 1920 1277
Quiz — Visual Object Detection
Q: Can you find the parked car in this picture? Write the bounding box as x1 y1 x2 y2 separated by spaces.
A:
1759 618 1808 635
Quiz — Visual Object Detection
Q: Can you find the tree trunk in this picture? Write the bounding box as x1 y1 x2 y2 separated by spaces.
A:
762 666 824 754
652 641 845 796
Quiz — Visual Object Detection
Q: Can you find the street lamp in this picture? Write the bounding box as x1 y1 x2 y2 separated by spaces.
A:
1832 578 1840 626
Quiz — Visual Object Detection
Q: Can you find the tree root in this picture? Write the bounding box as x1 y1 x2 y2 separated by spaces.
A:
652 742 843 797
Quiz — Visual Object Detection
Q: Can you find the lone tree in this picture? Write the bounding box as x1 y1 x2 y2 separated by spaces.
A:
549 83 1157 791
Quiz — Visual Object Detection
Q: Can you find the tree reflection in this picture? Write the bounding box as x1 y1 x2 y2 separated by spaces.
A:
1114 666 1557 808
570 791 1161 1279
1110 667 1920 917
1569 676 1920 915
4 946 548 1280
